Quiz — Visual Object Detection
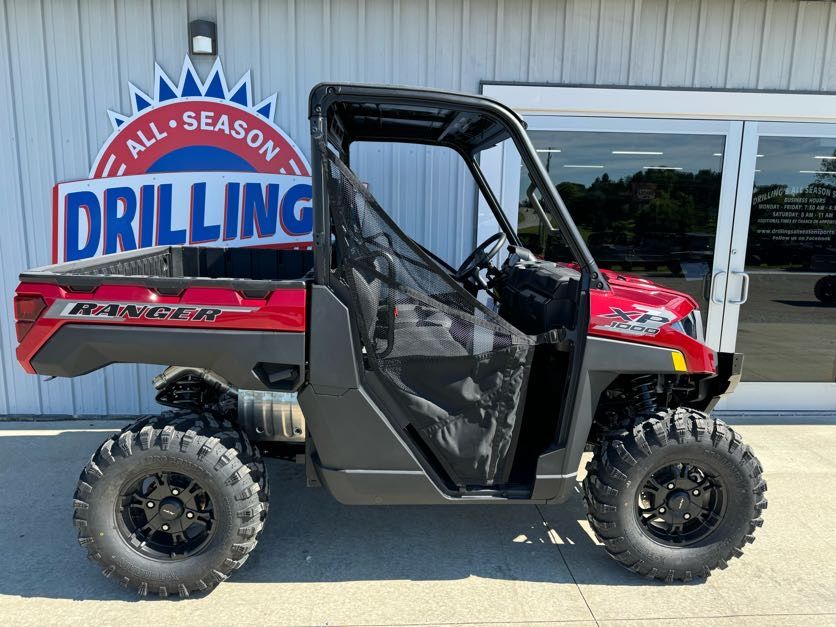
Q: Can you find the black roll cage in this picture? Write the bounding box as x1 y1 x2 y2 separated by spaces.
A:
307 83 604 289
306 84 606 488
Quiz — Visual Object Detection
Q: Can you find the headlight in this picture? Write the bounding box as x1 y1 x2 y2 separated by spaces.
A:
671 310 704 342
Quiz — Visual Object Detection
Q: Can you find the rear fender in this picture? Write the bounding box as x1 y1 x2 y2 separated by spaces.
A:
29 325 306 392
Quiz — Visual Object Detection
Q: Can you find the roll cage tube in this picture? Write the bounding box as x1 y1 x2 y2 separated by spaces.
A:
307 83 603 287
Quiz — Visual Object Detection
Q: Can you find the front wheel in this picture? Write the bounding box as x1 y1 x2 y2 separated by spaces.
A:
72 412 268 597
583 409 766 582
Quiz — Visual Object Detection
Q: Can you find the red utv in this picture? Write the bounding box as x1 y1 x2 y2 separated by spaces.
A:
14 84 766 596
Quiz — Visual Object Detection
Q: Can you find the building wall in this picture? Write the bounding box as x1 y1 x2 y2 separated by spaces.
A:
0 0 834 415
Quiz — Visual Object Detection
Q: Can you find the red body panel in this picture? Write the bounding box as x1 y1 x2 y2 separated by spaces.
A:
15 282 307 374
588 269 715 373
15 265 715 378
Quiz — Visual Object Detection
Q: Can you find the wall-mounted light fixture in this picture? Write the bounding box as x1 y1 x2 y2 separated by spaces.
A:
189 20 217 56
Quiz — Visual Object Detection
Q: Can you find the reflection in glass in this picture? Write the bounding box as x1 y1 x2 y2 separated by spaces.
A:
738 136 836 382
521 131 726 333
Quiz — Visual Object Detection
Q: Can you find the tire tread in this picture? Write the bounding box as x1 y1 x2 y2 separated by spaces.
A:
72 411 268 597
583 408 766 583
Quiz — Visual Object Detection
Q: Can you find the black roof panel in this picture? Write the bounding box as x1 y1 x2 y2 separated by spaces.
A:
309 83 525 155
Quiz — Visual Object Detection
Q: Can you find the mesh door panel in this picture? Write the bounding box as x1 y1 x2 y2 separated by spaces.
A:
321 141 534 486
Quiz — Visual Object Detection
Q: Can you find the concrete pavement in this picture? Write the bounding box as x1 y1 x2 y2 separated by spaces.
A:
0 420 834 626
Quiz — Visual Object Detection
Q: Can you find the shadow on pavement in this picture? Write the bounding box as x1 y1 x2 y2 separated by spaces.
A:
0 429 666 601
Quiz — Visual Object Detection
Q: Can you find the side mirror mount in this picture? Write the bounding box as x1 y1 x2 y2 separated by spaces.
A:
526 183 559 234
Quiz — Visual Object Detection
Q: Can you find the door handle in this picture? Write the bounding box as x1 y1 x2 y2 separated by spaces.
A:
728 272 750 305
709 271 727 304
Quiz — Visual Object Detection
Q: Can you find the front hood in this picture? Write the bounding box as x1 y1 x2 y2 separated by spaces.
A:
599 268 699 316
586 268 715 373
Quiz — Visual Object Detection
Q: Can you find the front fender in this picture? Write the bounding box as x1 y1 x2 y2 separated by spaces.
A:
531 335 702 502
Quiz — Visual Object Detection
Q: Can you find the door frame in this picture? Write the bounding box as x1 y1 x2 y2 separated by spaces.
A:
719 121 836 411
481 84 836 412
481 84 836 123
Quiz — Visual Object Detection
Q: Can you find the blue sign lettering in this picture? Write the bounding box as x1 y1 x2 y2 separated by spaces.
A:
155 184 187 245
65 191 101 261
189 182 221 244
241 182 280 239
104 186 137 254
281 183 313 236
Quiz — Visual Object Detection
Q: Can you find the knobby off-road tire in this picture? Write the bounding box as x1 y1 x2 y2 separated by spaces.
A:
72 412 268 597
583 408 767 582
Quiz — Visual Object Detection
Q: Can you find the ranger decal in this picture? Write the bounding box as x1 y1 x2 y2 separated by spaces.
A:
48 300 255 323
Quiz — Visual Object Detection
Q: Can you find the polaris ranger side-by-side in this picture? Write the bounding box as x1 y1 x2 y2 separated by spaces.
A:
13 84 766 597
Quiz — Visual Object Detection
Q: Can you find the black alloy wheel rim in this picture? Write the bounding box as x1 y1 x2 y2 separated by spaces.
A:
117 471 216 560
635 461 727 547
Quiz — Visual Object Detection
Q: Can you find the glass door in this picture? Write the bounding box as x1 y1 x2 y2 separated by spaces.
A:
492 116 744 350
719 122 836 411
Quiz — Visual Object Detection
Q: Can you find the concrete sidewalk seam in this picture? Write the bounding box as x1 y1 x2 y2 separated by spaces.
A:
594 611 836 622
536 503 600 627
342 620 598 627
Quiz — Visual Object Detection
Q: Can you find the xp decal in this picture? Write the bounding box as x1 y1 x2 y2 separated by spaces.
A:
46 300 255 323
53 58 313 263
597 305 673 336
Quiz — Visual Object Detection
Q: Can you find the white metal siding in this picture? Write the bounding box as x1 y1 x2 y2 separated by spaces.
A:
0 0 834 415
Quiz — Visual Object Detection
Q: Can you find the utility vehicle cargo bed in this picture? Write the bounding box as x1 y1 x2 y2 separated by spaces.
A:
15 246 312 390
23 246 314 294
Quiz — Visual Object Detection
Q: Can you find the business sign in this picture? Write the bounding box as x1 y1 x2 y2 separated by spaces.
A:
53 58 312 263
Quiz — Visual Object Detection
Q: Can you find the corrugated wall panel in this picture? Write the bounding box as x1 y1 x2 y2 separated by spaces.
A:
693 0 734 88
0 0 833 415
759 0 798 89
6 0 53 414
662 0 701 86
789 1 831 90
823 3 836 90
596 0 633 85
563 0 601 84
726 0 767 88
0 0 28 414
629 0 668 85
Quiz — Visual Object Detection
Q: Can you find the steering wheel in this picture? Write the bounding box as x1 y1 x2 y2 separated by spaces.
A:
453 232 507 289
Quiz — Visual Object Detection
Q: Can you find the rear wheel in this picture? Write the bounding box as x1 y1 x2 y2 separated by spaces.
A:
72 412 268 597
583 408 766 582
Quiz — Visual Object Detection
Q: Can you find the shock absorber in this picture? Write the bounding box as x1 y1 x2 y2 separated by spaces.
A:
630 374 658 415
152 366 237 412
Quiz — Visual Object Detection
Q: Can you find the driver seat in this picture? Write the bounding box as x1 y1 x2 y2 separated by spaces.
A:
350 260 470 359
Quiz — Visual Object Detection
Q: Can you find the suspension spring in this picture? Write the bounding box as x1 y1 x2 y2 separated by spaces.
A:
172 377 202 404
630 374 658 415
155 375 203 410
152 367 237 412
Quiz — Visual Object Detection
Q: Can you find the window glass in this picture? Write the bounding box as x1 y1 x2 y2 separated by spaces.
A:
523 130 727 333
737 136 836 382
349 142 480 267
501 143 575 262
